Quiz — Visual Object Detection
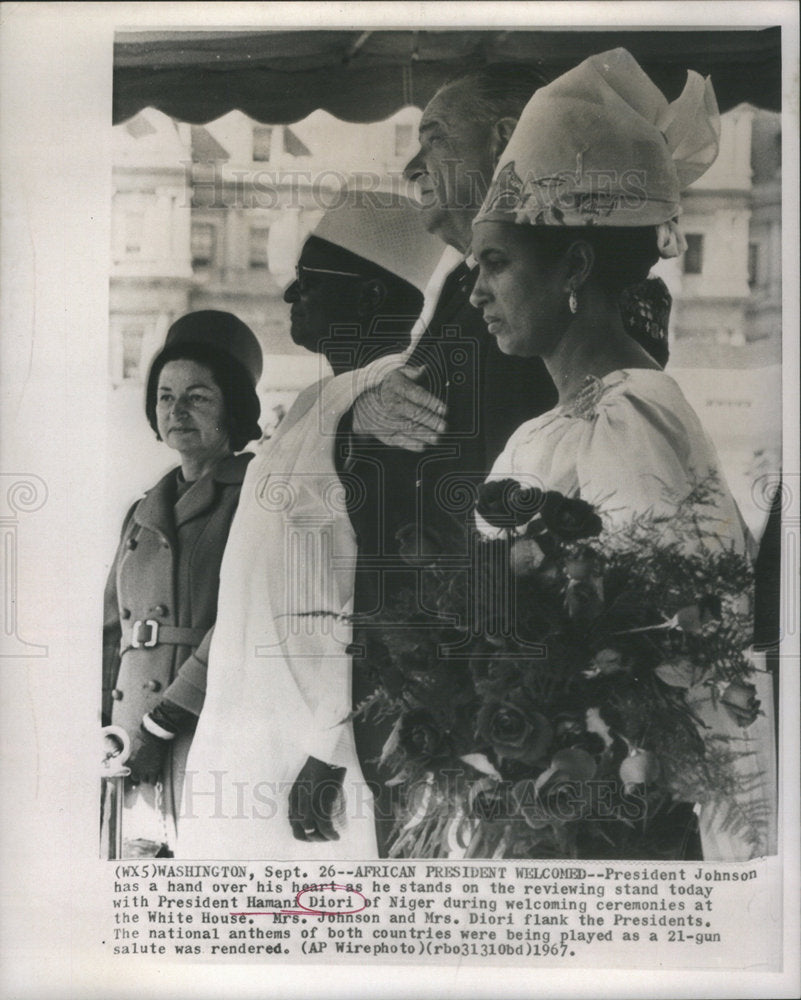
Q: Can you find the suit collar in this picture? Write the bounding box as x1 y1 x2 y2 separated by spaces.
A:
174 452 252 527
134 452 253 534
208 451 253 485
419 261 479 334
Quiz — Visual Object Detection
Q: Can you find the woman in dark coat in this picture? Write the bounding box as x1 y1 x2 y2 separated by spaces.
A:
102 310 263 857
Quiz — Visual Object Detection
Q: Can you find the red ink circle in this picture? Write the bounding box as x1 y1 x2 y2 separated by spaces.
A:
292 884 368 916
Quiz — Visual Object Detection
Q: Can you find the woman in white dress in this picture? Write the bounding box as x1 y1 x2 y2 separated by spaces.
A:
469 49 775 860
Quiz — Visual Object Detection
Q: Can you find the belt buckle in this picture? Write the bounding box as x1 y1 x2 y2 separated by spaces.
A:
131 619 159 648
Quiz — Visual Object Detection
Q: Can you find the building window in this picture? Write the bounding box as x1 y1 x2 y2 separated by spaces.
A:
394 123 413 157
249 227 270 269
683 234 704 275
748 242 760 287
191 223 216 268
124 211 144 254
253 126 273 162
121 324 145 380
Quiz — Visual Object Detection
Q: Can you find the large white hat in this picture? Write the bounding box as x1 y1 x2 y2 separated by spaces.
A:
311 190 445 291
474 48 720 256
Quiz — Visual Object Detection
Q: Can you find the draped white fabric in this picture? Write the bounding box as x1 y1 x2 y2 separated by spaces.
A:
178 355 405 859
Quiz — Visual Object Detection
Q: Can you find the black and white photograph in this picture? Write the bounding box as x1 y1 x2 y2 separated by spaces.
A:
1 3 799 998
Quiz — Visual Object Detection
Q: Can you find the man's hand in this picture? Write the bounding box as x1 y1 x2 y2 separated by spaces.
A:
127 727 169 786
288 756 346 842
351 365 447 452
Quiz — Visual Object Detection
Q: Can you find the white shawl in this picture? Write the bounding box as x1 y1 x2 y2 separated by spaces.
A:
178 354 404 859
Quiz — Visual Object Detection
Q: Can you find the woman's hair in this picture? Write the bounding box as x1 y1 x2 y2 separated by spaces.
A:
522 225 660 295
146 341 262 452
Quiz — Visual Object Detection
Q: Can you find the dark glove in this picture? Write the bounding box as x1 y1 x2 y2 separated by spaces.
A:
127 726 169 786
288 756 346 842
149 698 198 735
126 698 197 787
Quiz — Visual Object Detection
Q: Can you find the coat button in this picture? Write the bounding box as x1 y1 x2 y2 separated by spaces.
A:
121 608 131 620
111 689 123 701
126 538 138 550
152 604 168 617
144 680 162 693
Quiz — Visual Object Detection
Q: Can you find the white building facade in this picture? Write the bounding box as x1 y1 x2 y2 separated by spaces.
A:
655 103 782 367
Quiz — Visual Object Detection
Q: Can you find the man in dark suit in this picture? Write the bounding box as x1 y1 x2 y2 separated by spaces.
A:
342 65 674 855
342 66 560 855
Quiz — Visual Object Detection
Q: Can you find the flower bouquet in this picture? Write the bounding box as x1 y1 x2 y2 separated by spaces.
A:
348 477 769 860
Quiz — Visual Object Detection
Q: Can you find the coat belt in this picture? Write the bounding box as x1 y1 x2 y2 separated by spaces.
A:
121 620 207 651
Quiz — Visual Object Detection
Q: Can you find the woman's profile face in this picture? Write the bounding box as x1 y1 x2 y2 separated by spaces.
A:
156 359 229 462
470 221 565 357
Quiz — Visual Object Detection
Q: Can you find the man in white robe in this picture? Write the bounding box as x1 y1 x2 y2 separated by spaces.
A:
174 195 444 858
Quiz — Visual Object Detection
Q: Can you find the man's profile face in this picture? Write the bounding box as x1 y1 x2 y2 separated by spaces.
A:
283 243 363 355
404 82 496 253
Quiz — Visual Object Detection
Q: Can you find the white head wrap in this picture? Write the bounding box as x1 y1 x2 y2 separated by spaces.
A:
312 190 445 290
474 48 720 257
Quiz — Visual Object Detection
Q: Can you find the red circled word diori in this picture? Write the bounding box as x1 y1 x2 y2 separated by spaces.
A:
231 883 368 918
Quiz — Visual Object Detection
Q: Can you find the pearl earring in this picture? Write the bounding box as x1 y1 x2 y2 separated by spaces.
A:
569 289 578 314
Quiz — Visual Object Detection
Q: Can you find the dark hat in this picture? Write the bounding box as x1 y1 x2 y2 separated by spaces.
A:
161 310 263 385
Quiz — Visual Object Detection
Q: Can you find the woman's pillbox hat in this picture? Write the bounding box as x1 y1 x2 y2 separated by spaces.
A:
160 310 263 385
474 48 721 258
310 191 446 291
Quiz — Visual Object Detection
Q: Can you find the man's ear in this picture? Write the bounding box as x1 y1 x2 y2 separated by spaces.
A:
490 117 518 167
357 278 387 316
564 240 595 292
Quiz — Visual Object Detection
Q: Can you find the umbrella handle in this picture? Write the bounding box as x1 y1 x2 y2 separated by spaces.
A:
100 725 131 860
101 774 129 860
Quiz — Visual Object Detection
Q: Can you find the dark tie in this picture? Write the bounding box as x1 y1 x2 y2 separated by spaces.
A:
408 260 476 368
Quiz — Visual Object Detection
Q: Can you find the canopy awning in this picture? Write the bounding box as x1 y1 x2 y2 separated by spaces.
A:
113 27 782 125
